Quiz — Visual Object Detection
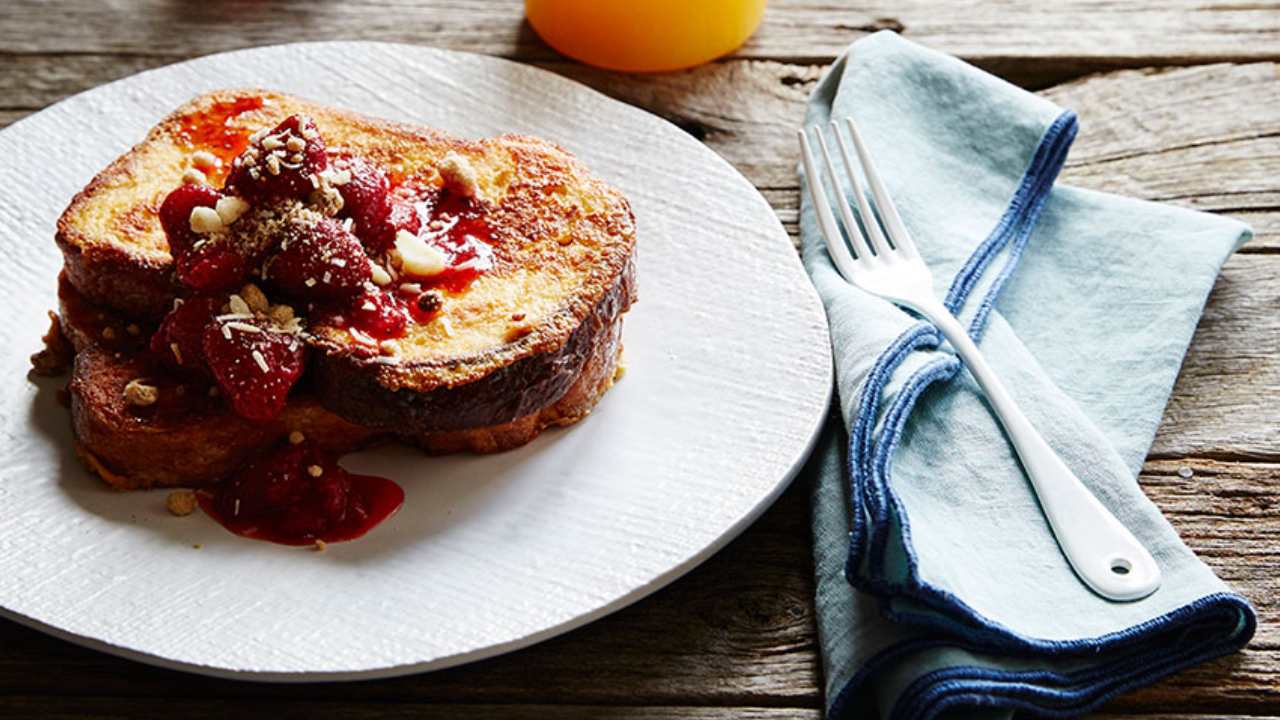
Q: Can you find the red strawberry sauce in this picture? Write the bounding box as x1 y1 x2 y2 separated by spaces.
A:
175 97 265 180
197 442 404 546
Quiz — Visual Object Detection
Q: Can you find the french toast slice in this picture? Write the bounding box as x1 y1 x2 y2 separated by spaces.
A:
57 274 379 489
56 89 636 479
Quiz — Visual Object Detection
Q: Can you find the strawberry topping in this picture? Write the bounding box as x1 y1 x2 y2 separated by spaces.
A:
197 441 403 545
202 317 307 422
335 158 396 253
264 217 371 299
226 115 327 203
159 185 249 291
386 199 423 244
315 286 411 342
149 294 223 378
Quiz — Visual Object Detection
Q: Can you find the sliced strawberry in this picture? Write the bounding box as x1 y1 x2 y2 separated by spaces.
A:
158 185 250 291
202 318 307 421
386 198 422 245
351 288 410 340
313 287 410 341
149 294 224 377
159 184 220 257
264 217 371 300
178 242 250 292
225 115 327 203
335 158 394 252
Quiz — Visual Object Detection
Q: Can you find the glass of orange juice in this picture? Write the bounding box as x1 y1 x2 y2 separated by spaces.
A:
525 0 767 73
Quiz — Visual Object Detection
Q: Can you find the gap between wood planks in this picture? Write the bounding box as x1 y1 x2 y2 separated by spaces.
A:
3 0 1280 86
0 696 1271 720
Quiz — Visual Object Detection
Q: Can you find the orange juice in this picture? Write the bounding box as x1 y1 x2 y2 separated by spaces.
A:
525 0 767 73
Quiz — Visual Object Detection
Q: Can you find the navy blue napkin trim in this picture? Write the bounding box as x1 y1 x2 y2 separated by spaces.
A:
831 592 1254 719
829 109 1257 718
884 593 1254 720
949 111 1079 337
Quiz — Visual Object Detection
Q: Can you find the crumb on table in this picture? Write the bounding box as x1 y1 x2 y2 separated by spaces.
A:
166 489 198 517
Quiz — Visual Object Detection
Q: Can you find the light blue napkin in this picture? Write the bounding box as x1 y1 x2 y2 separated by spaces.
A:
801 32 1256 719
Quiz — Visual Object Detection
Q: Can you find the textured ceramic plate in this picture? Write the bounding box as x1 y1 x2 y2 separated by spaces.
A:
0 43 831 680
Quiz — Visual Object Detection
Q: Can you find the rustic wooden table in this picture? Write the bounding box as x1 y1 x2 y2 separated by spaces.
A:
2 2 1277 717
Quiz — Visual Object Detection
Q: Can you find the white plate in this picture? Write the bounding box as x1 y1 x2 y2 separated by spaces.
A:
0 42 831 680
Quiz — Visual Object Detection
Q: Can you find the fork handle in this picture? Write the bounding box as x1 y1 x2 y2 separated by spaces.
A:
917 299 1161 602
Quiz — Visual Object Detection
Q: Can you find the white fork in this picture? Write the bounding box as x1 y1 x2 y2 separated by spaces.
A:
800 118 1160 602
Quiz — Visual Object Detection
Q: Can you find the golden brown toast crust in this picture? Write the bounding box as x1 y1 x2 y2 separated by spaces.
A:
412 317 625 454
56 270 152 355
315 254 635 434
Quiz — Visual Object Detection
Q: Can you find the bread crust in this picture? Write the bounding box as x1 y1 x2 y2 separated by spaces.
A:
58 236 178 320
314 254 635 434
411 319 624 454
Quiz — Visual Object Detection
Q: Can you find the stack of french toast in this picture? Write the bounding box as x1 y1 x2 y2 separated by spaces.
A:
41 89 636 539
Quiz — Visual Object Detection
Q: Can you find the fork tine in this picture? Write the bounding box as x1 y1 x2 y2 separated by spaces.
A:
797 128 860 282
843 117 921 259
813 130 876 263
829 121 894 259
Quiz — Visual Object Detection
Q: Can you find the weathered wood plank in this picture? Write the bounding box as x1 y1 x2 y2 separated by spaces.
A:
1 55 1276 254
1138 460 1280 648
0 53 171 109
1152 255 1280 460
0 698 823 720
1104 459 1280 715
543 59 819 193
1237 211 1280 253
1047 63 1280 245
1045 63 1280 166
0 697 1267 720
3 1 1280 86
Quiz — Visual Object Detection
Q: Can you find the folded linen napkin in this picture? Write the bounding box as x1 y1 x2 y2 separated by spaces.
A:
801 32 1256 719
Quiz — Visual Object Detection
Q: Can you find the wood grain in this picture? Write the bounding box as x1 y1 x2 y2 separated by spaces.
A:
2 56 1276 254
1 1 1278 717
1151 255 1280 459
0 706 1255 720
0 699 825 720
0 699 1269 720
3 1 1280 86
